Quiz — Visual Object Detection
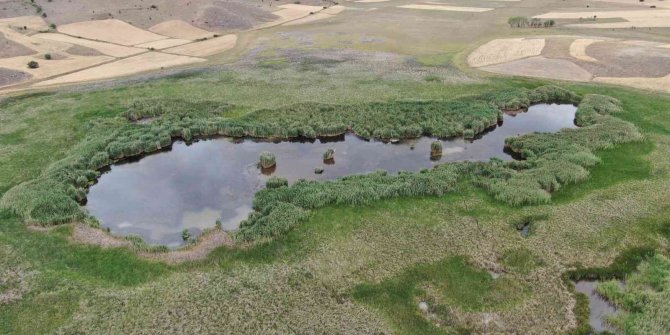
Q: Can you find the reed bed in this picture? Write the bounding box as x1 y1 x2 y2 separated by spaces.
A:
0 87 641 245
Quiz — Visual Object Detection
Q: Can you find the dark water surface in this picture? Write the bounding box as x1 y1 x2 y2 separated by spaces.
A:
87 104 577 246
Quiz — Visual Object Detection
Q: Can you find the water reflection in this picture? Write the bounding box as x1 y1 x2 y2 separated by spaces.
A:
87 104 577 246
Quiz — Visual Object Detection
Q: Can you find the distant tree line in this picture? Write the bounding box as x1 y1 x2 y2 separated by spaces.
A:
508 16 555 28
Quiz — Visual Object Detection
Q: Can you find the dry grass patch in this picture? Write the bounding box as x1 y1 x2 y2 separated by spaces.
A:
163 34 237 57
468 38 545 67
57 19 168 46
33 33 145 58
569 38 601 62
34 52 204 86
148 20 214 40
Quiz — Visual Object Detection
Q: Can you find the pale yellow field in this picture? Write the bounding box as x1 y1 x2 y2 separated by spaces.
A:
0 55 113 80
0 15 48 31
536 9 670 28
148 20 215 41
135 39 192 50
0 28 72 54
468 38 546 67
398 4 493 12
481 56 593 81
594 75 670 92
34 52 205 86
354 0 389 3
57 19 168 46
569 39 601 62
162 35 237 57
33 33 145 58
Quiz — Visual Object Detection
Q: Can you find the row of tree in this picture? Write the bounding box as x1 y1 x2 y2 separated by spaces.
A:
508 16 555 28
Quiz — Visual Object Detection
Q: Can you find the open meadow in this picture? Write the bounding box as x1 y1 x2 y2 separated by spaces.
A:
1 0 670 334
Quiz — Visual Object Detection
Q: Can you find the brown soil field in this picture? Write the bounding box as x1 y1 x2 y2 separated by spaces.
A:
0 31 35 58
579 41 670 77
57 19 168 46
162 34 237 57
0 67 31 87
569 38 602 62
481 56 593 81
33 33 146 57
471 35 670 92
148 20 214 40
34 52 205 86
65 45 104 57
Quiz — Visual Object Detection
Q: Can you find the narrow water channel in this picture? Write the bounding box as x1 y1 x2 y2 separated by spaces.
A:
574 281 621 334
86 103 577 246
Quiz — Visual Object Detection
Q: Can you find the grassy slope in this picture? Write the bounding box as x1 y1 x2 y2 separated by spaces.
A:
0 70 669 333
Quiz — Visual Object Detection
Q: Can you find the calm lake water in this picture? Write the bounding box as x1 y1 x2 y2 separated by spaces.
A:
87 103 577 246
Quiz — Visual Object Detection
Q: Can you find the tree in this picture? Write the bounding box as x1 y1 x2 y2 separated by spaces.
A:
508 16 529 28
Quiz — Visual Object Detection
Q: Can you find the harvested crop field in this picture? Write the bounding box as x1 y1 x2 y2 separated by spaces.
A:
0 32 35 58
57 19 168 46
148 20 215 40
471 36 670 92
35 52 205 86
135 39 192 50
569 39 601 62
594 75 670 92
398 4 493 12
33 33 145 58
481 56 593 81
162 35 237 57
467 38 545 67
535 9 670 28
0 54 113 80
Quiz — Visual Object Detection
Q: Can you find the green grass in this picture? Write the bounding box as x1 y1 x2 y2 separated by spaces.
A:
0 210 168 287
352 256 526 334
0 65 669 333
552 140 653 202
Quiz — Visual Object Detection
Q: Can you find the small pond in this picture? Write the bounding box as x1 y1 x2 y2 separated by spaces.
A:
574 280 621 334
87 103 577 247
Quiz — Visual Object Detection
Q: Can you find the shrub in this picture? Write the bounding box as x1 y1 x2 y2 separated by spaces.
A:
259 151 276 169
266 176 288 189
323 148 335 161
430 141 442 158
27 61 39 69
44 53 52 60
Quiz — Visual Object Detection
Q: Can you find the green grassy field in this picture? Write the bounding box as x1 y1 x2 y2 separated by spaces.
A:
1 58 670 334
